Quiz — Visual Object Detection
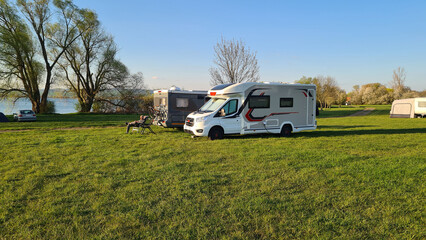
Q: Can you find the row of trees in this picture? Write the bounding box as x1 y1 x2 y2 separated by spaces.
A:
296 75 346 109
295 68 424 108
0 0 146 113
2 7 423 114
349 67 425 105
209 38 424 108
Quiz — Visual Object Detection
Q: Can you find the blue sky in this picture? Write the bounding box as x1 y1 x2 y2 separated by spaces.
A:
73 0 426 92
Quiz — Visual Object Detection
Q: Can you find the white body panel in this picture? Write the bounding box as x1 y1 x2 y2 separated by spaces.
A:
390 97 426 118
184 82 317 137
414 98 426 115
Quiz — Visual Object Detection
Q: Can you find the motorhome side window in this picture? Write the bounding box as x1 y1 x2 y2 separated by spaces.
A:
280 98 293 108
220 99 238 116
176 98 189 108
418 101 426 107
249 96 270 108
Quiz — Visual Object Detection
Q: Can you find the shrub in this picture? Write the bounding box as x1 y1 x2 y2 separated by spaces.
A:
45 100 56 113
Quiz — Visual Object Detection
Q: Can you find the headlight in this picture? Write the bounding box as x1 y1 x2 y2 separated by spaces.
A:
195 116 209 123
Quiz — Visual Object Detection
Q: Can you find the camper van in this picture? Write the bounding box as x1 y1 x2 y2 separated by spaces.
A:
390 97 426 118
184 82 317 139
153 87 208 127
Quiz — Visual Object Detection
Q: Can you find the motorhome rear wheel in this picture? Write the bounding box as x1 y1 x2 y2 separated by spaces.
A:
280 125 292 137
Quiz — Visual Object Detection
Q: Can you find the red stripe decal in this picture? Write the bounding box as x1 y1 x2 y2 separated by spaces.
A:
245 108 263 122
245 111 298 122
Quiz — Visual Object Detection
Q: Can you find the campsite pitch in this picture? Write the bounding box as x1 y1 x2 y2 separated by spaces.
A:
0 106 424 239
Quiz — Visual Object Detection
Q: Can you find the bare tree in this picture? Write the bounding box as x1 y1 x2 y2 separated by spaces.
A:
391 67 407 100
209 37 259 86
92 72 147 113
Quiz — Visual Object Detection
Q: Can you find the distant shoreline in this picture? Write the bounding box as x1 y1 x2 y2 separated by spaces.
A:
47 96 76 99
0 98 78 115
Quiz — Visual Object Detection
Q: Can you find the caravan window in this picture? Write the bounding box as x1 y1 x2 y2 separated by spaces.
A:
176 98 189 108
249 96 270 108
160 98 166 106
280 98 293 107
418 101 426 107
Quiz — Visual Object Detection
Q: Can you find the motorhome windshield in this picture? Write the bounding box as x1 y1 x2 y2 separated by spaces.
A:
199 98 226 112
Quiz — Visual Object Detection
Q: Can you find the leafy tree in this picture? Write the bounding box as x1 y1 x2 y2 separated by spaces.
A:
58 10 144 112
209 37 259 86
348 85 362 105
348 83 393 105
17 0 83 112
0 0 84 113
336 89 347 107
0 0 44 111
296 75 342 109
296 76 315 84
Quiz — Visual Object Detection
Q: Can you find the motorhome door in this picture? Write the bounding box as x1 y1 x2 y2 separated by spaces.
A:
218 99 240 134
308 89 315 125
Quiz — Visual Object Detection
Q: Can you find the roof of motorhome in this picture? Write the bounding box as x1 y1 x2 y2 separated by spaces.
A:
154 89 207 94
209 82 316 94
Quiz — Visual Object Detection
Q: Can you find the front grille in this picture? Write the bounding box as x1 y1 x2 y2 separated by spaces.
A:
185 117 194 127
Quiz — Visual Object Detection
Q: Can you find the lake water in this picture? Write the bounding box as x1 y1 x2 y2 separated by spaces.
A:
0 98 78 114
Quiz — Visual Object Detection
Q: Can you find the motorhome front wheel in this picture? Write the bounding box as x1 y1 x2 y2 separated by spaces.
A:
208 127 224 140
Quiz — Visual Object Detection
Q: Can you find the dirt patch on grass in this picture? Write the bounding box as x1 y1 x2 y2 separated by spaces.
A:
0 125 122 133
348 108 376 117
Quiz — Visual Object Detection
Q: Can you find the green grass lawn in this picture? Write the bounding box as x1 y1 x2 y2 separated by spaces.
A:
1 113 140 130
0 107 425 239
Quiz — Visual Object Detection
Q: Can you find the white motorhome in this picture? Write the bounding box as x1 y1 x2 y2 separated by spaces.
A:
390 97 426 118
184 82 317 139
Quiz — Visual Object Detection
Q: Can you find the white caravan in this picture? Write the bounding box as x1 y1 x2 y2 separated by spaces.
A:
390 97 426 118
184 82 317 139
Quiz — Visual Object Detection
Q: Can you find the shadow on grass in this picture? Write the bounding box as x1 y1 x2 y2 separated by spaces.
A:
318 125 376 129
295 128 426 138
13 113 141 123
224 128 426 140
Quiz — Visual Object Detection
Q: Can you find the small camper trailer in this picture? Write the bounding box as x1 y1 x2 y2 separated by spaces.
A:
390 97 426 118
153 87 208 127
184 82 317 139
0 112 9 122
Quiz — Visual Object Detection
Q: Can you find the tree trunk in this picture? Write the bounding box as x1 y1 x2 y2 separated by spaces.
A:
39 70 52 113
79 97 94 112
31 99 40 113
39 97 48 113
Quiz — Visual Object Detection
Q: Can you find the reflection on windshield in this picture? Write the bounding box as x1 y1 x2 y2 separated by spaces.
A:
199 98 226 112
